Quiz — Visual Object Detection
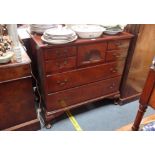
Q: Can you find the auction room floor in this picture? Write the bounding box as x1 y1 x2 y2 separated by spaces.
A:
40 99 154 131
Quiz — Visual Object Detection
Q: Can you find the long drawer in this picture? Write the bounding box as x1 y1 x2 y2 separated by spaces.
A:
46 61 125 93
46 76 121 111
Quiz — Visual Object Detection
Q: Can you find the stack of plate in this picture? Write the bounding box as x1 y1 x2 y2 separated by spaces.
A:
41 27 77 44
29 24 60 34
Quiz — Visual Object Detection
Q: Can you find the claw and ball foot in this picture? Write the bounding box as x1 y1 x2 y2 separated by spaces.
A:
46 123 52 129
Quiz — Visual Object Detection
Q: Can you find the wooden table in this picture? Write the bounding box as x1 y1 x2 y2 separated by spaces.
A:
0 46 40 130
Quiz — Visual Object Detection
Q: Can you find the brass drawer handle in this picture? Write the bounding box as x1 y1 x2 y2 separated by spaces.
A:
110 83 116 89
56 60 68 68
63 60 68 65
57 79 68 86
58 99 67 107
114 42 122 46
110 68 118 73
113 53 121 58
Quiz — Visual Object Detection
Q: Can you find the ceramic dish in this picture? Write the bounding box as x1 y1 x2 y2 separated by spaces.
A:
29 24 60 34
71 25 105 39
0 52 14 64
41 35 78 44
104 26 123 35
44 27 76 37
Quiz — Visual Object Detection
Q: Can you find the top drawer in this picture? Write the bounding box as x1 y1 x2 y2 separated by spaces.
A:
0 65 31 82
108 39 130 50
44 46 76 60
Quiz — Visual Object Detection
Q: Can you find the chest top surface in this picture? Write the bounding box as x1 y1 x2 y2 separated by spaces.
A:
29 31 134 49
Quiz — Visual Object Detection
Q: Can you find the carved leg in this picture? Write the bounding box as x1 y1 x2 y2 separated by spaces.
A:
44 115 55 129
113 94 120 105
132 104 148 131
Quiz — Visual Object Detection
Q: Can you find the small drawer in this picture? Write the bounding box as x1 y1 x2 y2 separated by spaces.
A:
46 61 125 93
77 42 107 67
44 46 76 60
108 39 130 50
106 49 128 62
45 57 76 74
46 76 121 111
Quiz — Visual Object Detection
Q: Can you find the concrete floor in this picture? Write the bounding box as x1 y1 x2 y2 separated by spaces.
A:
40 99 154 131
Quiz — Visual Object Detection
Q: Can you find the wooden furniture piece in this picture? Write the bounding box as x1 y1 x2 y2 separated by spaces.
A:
132 57 155 131
117 114 155 131
0 47 40 131
30 32 133 127
120 24 155 104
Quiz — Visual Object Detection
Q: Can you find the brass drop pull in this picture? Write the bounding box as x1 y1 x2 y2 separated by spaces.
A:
113 53 121 58
56 60 68 68
63 60 68 65
115 42 122 46
58 99 67 107
110 83 116 89
110 68 118 73
57 79 68 86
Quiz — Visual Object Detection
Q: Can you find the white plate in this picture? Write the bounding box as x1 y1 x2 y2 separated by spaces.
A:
41 35 78 44
44 27 76 37
29 24 61 34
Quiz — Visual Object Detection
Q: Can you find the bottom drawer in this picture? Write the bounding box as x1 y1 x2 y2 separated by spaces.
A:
46 76 121 111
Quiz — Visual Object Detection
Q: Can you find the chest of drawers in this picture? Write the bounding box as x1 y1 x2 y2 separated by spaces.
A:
0 48 40 130
30 32 133 126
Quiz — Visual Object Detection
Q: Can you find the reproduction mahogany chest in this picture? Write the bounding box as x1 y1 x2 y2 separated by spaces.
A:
30 32 134 126
0 48 40 130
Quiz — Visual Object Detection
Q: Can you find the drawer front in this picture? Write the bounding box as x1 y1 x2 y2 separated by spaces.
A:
106 49 128 62
77 42 107 67
44 46 76 60
46 77 121 111
108 39 130 50
46 61 125 93
0 65 31 82
45 57 76 74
